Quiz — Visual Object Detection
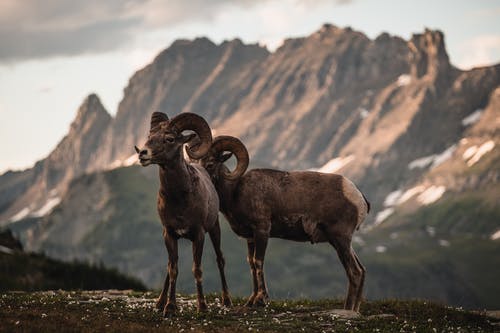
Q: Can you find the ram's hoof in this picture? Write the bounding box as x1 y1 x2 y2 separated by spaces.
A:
197 301 208 312
163 303 177 317
223 295 233 307
252 292 269 307
244 294 257 307
155 298 166 311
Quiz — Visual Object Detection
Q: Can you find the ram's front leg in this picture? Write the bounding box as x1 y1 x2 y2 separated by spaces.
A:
164 234 179 317
244 240 259 307
156 228 170 311
192 233 207 311
252 229 270 307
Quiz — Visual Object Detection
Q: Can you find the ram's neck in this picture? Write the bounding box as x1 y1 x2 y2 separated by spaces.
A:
158 153 191 199
216 177 238 216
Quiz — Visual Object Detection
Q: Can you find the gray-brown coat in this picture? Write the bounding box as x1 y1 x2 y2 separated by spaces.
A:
135 113 232 316
200 136 369 311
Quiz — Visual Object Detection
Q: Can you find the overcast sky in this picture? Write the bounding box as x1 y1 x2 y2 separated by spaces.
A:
1 0 499 173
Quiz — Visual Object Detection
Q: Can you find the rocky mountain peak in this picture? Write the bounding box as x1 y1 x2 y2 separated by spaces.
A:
70 93 111 134
409 29 451 77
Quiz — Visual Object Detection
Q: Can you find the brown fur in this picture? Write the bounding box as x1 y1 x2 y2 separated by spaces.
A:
201 137 369 311
136 112 231 316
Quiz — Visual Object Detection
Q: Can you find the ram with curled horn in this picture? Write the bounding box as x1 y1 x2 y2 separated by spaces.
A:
199 135 370 312
134 112 232 316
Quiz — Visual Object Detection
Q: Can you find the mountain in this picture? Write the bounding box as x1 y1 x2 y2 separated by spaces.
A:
0 94 111 223
1 24 499 308
5 25 498 224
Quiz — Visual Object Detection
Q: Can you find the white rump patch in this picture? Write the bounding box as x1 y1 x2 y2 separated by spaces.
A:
32 197 61 217
9 208 31 222
417 186 446 205
341 177 368 228
396 74 411 86
318 155 355 173
461 109 483 126
491 229 500 241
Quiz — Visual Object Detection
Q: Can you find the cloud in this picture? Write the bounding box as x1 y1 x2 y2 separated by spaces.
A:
457 35 500 69
0 0 351 62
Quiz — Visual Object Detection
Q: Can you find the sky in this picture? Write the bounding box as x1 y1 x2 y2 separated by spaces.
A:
0 0 499 173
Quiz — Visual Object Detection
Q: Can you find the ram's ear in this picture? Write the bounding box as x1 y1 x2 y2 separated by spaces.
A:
219 152 233 163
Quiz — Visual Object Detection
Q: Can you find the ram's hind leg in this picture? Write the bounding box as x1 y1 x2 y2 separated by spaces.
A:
328 234 364 311
352 251 366 311
209 219 232 307
156 270 169 311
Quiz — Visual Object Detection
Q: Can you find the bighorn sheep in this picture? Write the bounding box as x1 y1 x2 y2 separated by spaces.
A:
200 136 370 312
135 112 232 316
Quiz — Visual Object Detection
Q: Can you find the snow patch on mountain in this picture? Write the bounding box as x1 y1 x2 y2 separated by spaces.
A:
317 155 355 173
384 190 403 207
417 186 446 205
374 208 394 225
461 109 483 126
408 145 457 170
465 140 495 166
32 197 61 217
8 208 31 222
396 74 411 86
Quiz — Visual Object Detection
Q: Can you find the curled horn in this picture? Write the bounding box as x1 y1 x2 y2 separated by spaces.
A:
211 136 249 180
168 113 212 159
150 112 169 133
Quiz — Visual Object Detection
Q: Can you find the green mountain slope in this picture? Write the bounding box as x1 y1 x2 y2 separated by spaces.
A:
8 163 499 309
0 230 145 292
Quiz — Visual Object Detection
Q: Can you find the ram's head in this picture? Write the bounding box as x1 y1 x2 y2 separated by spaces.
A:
135 112 212 166
200 136 249 181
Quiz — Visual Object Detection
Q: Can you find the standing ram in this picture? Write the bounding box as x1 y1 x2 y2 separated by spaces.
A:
134 112 232 316
199 136 370 312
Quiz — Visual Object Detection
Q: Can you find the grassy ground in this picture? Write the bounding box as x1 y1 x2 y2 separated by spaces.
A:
0 290 498 332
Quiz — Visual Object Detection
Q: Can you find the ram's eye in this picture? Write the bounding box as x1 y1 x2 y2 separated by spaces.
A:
164 137 174 143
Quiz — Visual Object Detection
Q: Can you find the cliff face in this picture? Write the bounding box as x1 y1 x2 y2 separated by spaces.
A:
1 24 499 225
94 38 270 168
